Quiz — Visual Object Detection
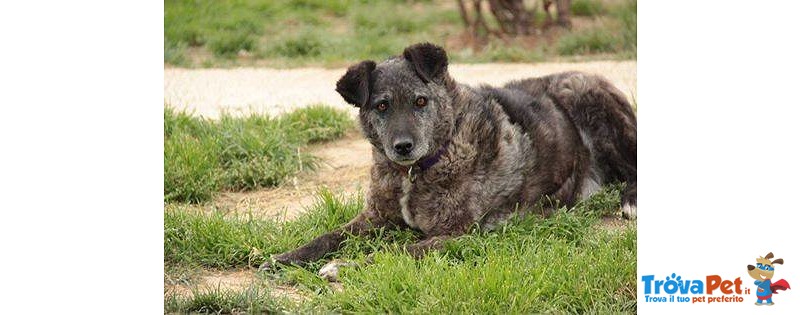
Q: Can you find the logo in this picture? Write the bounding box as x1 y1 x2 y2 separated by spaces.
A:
746 252 791 306
640 251 792 306
641 273 746 304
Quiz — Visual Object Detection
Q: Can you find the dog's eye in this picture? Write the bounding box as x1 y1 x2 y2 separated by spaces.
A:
415 96 427 107
376 101 388 112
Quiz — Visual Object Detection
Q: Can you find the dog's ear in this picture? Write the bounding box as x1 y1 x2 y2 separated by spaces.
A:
403 42 448 84
772 258 784 265
336 60 376 107
765 252 775 259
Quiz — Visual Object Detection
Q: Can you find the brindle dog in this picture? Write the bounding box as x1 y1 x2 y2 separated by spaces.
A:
260 43 636 272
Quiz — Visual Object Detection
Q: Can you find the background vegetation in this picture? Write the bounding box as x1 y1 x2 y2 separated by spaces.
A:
165 0 637 67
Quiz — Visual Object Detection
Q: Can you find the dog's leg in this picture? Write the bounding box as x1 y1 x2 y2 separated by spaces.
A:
259 210 392 271
317 234 456 282
621 181 637 219
317 233 450 282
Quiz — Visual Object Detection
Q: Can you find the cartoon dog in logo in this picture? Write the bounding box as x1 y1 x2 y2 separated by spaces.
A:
747 252 791 306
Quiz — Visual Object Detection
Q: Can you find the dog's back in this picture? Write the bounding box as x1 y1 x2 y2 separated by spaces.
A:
480 72 637 218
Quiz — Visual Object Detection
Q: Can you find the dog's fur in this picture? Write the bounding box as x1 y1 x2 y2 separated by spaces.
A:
260 43 636 270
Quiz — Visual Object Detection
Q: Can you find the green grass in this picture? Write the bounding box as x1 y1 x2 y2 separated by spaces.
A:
557 28 619 55
164 186 636 313
165 0 637 67
557 0 637 57
164 105 353 203
282 104 353 143
164 39 188 66
571 0 607 17
615 0 637 57
165 189 364 268
165 286 294 314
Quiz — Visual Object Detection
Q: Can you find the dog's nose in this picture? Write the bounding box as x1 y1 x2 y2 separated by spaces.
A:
393 139 414 156
747 265 755 271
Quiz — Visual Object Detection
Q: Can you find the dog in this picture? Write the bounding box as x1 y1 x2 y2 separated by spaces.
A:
260 42 636 273
747 252 791 305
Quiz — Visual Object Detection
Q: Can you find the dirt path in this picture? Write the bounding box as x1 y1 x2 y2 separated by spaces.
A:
165 268 308 302
212 131 371 220
165 61 636 118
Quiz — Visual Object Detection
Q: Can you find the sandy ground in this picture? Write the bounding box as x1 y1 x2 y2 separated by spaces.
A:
165 268 308 302
165 61 636 118
166 60 638 221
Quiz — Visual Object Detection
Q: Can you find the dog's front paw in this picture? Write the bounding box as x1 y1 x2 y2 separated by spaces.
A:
258 254 293 272
318 259 357 282
258 257 280 272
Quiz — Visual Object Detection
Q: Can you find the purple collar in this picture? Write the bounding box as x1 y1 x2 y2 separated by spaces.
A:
389 142 449 174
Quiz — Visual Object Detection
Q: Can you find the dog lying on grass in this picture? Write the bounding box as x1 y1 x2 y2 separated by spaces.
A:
260 42 636 273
